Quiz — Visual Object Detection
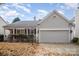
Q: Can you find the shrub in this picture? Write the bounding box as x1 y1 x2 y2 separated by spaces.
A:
77 39 79 45
7 34 36 43
27 35 36 43
72 37 79 43
0 34 4 42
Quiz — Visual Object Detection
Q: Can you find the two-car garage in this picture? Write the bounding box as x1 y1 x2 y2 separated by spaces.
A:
39 30 70 43
37 10 72 43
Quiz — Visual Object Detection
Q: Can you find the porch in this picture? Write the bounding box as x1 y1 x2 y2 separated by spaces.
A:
3 21 39 42
4 28 36 42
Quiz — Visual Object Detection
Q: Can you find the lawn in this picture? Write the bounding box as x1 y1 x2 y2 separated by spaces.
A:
0 42 78 56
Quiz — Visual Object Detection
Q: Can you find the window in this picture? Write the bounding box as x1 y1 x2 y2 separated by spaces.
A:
15 29 16 34
31 29 33 35
10 29 13 35
16 30 20 35
20 29 25 35
34 29 36 34
28 29 30 35
28 29 36 35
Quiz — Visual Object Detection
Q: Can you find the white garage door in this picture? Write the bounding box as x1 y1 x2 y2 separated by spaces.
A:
39 30 70 43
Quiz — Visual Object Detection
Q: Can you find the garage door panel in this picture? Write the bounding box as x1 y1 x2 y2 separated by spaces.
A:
39 30 69 43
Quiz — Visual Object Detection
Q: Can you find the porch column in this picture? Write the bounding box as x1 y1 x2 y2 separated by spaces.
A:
27 29 28 35
13 29 15 40
35 28 37 40
25 28 27 35
36 27 38 41
4 28 6 40
13 29 15 35
16 29 17 35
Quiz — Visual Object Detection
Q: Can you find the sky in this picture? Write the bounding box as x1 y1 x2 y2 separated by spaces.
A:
0 3 78 23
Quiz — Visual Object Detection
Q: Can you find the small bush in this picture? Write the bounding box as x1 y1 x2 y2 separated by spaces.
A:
0 34 4 42
72 37 79 43
27 35 35 43
77 39 79 45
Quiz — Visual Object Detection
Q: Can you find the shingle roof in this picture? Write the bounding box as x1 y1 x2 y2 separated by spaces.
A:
4 21 39 28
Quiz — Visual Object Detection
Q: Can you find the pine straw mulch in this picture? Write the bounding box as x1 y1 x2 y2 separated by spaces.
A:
0 43 76 56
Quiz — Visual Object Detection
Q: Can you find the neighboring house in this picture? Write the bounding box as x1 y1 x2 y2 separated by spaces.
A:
0 16 9 36
3 10 74 43
75 7 79 38
70 17 75 38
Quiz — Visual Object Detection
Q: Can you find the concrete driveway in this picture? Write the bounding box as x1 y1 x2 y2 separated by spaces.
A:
39 43 79 56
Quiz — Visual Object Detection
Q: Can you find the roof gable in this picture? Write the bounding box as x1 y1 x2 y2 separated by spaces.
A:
38 10 70 25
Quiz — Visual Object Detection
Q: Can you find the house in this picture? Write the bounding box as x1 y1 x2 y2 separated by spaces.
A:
0 16 9 36
75 7 79 38
3 10 74 43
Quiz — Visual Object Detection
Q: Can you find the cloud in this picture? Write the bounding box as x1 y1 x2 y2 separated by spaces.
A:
57 10 64 15
60 5 65 10
1 15 7 19
0 11 5 14
36 9 48 19
38 9 48 14
57 4 70 10
0 5 10 12
56 3 78 11
13 4 31 13
5 10 19 16
2 6 9 10
21 14 25 17
27 4 31 8
64 3 78 9
0 4 14 15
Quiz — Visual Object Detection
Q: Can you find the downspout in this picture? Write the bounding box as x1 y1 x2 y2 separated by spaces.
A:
69 23 73 43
